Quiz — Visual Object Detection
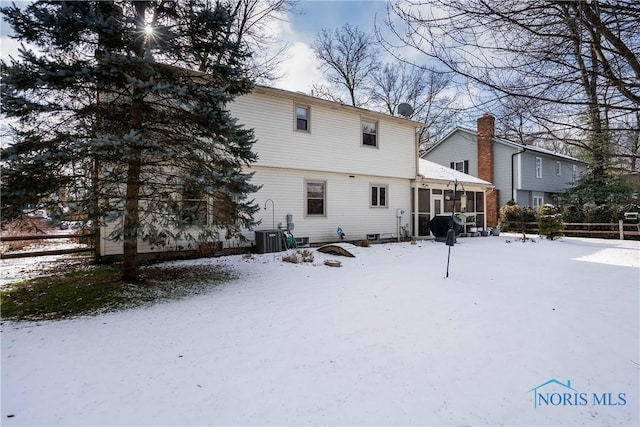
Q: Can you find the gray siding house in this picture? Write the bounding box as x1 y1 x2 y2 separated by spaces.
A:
423 114 588 226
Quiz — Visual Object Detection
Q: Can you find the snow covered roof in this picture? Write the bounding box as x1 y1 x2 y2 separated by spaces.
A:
418 158 492 186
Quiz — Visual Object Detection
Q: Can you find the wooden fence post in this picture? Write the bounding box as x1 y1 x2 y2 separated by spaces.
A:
619 219 624 240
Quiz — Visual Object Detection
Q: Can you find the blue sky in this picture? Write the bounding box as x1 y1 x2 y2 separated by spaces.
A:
290 0 389 43
273 0 395 93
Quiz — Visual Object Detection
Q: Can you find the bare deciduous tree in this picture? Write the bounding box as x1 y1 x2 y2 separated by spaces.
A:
312 23 379 107
383 0 640 173
227 0 297 82
370 62 458 153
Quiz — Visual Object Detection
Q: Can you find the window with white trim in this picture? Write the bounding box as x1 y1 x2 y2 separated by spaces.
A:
555 161 561 176
450 160 469 174
370 185 387 207
362 119 378 147
305 180 326 216
295 105 310 132
572 164 577 182
182 185 208 225
536 157 542 178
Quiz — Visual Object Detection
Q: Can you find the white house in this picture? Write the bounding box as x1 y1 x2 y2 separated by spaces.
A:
231 85 423 246
96 85 494 259
98 85 423 258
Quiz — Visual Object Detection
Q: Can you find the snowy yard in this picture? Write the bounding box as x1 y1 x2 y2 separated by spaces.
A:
1 234 638 426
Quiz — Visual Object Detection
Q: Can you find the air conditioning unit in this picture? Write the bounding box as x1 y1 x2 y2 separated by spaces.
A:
254 230 283 254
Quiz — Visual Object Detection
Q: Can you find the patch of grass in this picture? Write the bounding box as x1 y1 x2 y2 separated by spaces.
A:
0 264 235 322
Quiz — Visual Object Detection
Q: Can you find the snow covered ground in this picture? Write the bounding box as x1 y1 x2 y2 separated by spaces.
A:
1 234 638 426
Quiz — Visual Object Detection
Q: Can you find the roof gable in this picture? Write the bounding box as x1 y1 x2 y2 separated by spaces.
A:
425 127 586 163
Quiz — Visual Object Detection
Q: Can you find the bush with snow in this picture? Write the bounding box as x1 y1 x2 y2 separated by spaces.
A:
538 204 563 240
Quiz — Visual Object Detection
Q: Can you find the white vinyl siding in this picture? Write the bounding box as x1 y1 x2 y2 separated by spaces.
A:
247 167 412 244
229 91 417 179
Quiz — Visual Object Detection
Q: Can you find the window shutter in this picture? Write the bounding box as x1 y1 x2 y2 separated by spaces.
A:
464 160 469 174
450 162 455 169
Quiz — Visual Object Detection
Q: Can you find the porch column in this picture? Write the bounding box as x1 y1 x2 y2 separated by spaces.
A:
413 183 419 238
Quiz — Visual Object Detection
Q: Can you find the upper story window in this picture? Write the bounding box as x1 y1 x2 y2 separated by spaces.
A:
450 160 469 174
370 185 387 207
572 164 577 182
536 157 542 178
555 161 561 176
362 119 378 147
305 180 326 216
296 105 310 132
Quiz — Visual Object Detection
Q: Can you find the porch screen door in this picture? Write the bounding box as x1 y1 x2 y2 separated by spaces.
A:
432 195 443 216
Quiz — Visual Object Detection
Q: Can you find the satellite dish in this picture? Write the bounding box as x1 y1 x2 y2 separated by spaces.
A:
397 103 414 118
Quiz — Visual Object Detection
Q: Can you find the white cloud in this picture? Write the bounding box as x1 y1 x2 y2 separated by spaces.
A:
273 41 327 93
0 36 25 62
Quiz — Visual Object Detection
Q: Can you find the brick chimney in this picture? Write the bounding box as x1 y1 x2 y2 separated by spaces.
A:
477 113 499 227
477 113 494 183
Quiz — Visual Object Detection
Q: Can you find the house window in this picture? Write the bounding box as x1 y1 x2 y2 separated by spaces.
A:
371 185 387 207
182 186 208 225
572 165 577 182
362 119 378 147
305 180 326 216
450 160 469 174
296 105 310 132
533 196 543 213
536 157 542 178
555 161 561 176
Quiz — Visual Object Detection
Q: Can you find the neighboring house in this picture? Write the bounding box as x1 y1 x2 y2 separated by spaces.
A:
422 114 588 226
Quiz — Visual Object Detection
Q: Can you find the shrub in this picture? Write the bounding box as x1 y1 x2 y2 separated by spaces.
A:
499 203 537 231
612 203 640 221
521 206 537 222
539 204 563 240
585 204 614 223
562 205 585 223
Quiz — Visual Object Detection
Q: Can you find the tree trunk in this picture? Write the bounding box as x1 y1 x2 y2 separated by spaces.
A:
122 154 141 282
122 98 143 282
121 2 148 283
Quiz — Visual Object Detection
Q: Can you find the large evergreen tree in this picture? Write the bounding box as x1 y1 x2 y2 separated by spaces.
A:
1 1 261 281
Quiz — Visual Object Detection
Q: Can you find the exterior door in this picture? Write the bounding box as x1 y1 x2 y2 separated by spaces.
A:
533 196 543 213
432 195 444 217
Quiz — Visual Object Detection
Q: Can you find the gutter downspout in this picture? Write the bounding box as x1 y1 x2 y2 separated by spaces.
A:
511 146 526 203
